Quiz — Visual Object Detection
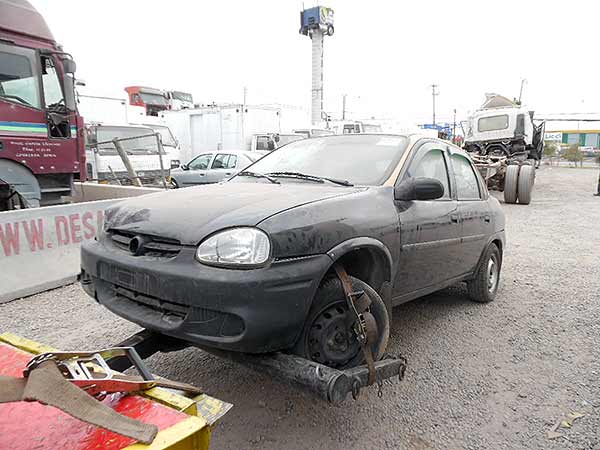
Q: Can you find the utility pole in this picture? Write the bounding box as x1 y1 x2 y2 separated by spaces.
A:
431 84 439 126
342 94 347 120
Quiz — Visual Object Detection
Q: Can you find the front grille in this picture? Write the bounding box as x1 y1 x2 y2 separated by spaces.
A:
108 230 182 258
110 284 245 337
114 285 189 318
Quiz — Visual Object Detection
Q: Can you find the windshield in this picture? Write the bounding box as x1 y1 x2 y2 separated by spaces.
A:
93 126 164 155
478 115 509 132
171 91 193 103
0 46 41 108
140 92 168 106
238 134 409 186
149 125 177 147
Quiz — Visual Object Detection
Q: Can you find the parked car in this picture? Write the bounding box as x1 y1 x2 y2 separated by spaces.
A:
81 134 505 369
170 150 264 188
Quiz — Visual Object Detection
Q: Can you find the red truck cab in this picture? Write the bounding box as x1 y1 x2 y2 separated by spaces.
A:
0 0 84 210
124 86 169 117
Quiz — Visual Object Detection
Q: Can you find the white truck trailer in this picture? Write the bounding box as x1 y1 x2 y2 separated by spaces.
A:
160 104 307 164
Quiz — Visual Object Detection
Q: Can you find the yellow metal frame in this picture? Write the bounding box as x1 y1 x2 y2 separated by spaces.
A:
0 332 230 450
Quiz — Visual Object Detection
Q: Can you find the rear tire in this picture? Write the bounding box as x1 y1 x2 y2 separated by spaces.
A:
467 243 501 303
517 164 534 205
292 275 389 369
503 165 519 204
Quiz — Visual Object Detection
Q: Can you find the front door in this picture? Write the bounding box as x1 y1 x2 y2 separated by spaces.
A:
393 143 461 298
179 153 213 186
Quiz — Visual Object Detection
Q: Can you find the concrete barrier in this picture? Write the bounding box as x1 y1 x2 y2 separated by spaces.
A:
0 200 120 303
71 182 163 203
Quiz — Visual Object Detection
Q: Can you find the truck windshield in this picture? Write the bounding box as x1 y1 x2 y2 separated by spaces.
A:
478 115 509 132
171 91 193 103
94 126 164 155
140 92 168 106
148 125 177 147
0 48 41 109
240 134 409 186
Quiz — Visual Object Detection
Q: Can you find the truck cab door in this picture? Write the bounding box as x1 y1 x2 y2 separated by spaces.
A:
393 143 461 298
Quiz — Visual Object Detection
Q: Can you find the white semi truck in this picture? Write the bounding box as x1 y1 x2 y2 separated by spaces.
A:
464 94 545 205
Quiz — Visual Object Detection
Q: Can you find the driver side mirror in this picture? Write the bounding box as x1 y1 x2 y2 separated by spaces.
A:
267 139 276 151
394 177 444 201
181 164 189 171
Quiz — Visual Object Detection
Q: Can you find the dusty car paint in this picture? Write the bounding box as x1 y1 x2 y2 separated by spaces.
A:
81 135 505 354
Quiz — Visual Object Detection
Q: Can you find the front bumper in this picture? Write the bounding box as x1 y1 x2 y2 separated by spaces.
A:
80 238 332 353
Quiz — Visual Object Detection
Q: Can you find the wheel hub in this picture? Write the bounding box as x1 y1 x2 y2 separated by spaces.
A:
487 256 498 293
307 302 360 368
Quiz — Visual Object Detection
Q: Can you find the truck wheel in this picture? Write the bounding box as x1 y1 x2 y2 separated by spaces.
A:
293 275 389 369
467 243 501 303
503 165 519 204
517 164 534 205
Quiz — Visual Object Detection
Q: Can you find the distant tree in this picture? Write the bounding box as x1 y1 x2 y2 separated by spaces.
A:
563 144 584 167
543 141 558 166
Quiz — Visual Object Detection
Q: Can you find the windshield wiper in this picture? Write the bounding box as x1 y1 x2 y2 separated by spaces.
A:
236 170 280 184
266 171 353 186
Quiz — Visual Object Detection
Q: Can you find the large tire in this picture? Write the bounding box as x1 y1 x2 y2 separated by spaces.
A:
467 243 501 303
517 164 534 205
503 165 519 204
292 275 389 369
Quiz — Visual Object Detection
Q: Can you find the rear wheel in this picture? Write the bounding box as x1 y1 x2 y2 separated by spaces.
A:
503 165 519 204
467 243 501 303
517 164 534 205
293 275 389 369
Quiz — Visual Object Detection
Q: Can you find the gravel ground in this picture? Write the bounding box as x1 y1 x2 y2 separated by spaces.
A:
1 166 599 450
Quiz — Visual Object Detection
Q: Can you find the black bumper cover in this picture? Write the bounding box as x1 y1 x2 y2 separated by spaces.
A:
81 239 332 353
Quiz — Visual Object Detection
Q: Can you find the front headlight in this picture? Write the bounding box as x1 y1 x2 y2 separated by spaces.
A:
196 227 271 268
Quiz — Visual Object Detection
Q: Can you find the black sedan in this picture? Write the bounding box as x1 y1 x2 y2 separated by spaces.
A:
81 134 505 369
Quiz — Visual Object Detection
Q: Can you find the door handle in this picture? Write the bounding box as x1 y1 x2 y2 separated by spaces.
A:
225 172 232 176
484 215 491 223
450 214 460 223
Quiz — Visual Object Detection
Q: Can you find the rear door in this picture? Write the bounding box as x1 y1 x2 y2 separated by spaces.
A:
449 151 491 276
393 143 461 297
205 153 237 183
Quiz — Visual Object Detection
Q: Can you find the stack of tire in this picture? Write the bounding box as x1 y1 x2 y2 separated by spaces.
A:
503 163 535 205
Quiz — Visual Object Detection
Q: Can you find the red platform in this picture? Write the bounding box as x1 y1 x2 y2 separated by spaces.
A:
0 340 205 450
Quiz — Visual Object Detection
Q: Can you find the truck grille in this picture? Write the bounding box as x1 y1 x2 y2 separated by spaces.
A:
108 230 182 258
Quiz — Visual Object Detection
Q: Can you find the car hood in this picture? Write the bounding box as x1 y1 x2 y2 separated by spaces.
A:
104 182 366 245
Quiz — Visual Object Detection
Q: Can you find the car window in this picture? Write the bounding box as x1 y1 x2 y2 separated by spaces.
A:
188 153 212 170
211 154 229 169
226 155 238 169
408 149 451 199
451 154 481 200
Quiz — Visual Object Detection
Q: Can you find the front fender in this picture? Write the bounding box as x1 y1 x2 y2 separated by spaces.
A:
326 236 394 283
